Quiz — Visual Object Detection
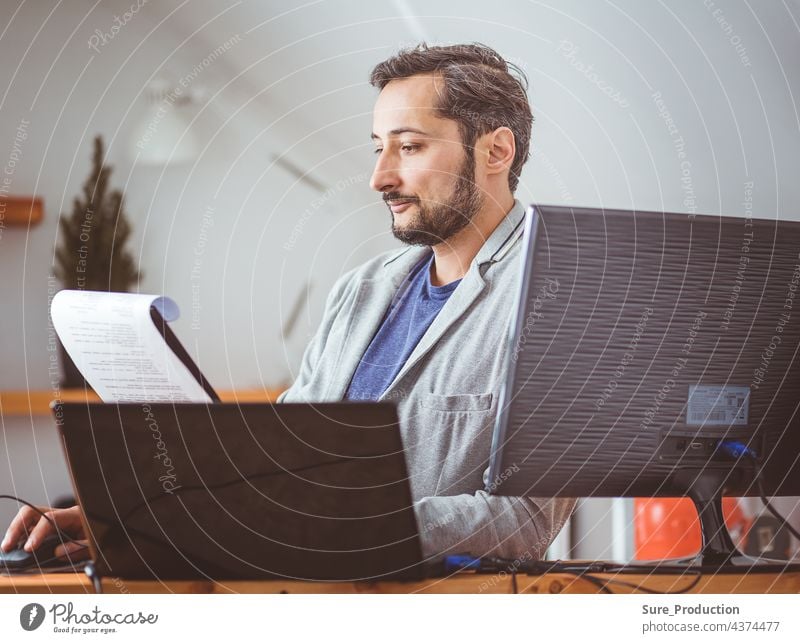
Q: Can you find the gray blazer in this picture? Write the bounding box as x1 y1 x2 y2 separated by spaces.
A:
279 200 575 559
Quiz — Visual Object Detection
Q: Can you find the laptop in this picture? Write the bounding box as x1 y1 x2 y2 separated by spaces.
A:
53 401 424 581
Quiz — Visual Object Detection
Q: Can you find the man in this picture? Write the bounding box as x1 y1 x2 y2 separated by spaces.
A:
3 43 574 563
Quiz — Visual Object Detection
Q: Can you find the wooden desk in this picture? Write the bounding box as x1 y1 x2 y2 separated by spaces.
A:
3 569 799 594
0 388 285 416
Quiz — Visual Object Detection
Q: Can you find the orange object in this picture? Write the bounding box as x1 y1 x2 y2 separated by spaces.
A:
634 497 750 560
0 196 44 226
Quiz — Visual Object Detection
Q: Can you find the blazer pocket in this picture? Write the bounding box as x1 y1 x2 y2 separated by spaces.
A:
420 392 494 412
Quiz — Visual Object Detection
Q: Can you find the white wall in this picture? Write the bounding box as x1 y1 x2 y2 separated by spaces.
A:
0 0 388 527
0 1 389 395
2 0 799 392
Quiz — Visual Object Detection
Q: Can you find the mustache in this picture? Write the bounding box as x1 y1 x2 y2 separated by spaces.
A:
383 193 419 204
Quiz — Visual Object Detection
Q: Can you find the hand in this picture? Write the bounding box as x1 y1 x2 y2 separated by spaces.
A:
1 504 88 560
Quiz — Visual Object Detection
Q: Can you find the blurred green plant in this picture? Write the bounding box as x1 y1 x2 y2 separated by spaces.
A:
54 135 141 291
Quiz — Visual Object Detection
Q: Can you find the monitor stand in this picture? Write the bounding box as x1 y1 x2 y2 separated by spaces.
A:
645 469 800 573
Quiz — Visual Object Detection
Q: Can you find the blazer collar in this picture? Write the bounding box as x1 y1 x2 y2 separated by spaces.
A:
473 198 527 268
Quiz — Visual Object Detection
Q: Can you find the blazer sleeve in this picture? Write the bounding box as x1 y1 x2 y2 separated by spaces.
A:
413 492 575 560
276 269 354 403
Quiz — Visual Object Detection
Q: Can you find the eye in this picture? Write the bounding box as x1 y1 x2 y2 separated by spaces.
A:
373 148 383 155
401 144 420 153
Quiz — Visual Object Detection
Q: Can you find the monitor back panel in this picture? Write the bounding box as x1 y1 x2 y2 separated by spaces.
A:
491 205 800 498
56 402 422 581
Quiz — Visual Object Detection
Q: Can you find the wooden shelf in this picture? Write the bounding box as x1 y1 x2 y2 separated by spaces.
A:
0 196 44 226
0 388 284 416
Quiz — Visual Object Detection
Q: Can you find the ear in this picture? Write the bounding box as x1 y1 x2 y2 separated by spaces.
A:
484 126 515 179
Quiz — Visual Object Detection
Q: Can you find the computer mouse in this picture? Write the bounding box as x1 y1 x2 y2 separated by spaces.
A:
0 535 76 571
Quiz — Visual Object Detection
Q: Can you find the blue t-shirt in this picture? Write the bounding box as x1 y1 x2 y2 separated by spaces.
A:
344 253 461 401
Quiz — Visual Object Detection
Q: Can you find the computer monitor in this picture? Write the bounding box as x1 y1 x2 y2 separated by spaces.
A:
488 204 800 570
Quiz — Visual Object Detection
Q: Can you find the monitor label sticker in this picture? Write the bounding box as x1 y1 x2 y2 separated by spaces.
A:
686 385 749 426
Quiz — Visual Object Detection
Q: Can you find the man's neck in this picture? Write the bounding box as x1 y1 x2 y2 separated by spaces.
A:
429 193 516 286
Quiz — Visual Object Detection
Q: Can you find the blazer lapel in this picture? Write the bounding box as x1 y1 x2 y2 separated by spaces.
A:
324 248 427 399
380 200 526 400
327 200 526 401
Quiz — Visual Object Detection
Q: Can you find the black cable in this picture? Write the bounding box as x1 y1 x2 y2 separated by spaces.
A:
748 452 800 543
0 494 88 551
551 563 703 594
715 441 800 551
589 570 703 595
531 564 701 595
759 492 800 542
487 214 526 265
492 559 614 593
754 462 800 542
511 559 704 594
562 569 613 594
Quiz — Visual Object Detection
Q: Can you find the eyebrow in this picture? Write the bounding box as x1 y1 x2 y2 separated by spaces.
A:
370 127 430 141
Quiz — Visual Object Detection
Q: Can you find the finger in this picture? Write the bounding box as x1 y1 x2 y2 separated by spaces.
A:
24 507 85 551
2 506 41 549
23 514 59 551
54 506 84 534
53 540 90 562
1 506 45 551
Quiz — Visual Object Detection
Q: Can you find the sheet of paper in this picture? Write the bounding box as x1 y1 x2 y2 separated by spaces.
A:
51 290 213 403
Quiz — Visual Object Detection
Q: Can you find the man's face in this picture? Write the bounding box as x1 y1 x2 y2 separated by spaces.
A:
370 74 484 246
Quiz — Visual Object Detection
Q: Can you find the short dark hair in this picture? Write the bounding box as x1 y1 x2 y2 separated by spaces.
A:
370 43 532 193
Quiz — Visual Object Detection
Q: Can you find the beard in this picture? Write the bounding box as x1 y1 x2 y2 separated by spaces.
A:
386 149 484 246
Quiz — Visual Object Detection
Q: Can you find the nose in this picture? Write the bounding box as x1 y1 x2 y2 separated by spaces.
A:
369 150 400 193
